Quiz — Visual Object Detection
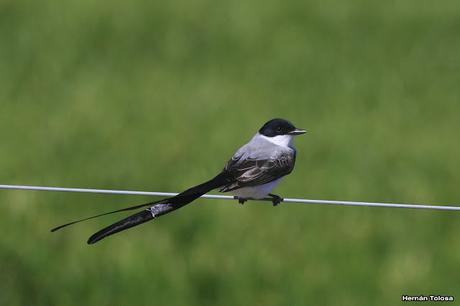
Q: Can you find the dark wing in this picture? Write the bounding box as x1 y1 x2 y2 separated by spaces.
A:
220 150 296 192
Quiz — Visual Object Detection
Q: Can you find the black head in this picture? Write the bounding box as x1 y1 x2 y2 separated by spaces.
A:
258 118 306 137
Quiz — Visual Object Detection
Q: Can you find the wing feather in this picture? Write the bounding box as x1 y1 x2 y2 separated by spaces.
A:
220 150 296 192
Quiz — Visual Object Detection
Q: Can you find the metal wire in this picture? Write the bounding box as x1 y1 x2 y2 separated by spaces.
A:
1 184 459 211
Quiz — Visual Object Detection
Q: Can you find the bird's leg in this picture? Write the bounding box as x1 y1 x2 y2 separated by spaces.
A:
269 193 283 206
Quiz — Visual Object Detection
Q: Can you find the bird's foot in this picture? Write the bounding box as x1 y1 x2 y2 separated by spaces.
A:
269 193 283 206
237 197 248 205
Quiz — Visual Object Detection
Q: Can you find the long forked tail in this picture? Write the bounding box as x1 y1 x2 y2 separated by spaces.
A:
86 171 231 244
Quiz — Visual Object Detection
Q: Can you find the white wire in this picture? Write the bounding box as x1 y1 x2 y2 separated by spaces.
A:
1 184 459 211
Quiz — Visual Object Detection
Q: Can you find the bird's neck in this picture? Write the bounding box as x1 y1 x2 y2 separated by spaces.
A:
257 133 294 148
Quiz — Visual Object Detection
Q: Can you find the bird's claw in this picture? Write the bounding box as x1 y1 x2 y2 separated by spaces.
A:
238 197 247 205
269 194 283 206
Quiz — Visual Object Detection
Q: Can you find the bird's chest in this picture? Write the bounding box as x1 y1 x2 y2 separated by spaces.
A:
231 178 282 199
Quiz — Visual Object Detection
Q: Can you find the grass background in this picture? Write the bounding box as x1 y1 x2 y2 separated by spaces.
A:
1 0 460 305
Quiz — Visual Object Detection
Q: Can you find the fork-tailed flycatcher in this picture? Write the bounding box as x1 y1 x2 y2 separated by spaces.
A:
51 118 306 244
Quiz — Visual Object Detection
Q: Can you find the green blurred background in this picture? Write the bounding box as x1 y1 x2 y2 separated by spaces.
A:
1 0 460 305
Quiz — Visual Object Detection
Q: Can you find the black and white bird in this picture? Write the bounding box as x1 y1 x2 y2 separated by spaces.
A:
52 118 306 244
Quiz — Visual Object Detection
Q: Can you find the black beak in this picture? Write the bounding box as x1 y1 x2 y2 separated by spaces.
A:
288 128 307 135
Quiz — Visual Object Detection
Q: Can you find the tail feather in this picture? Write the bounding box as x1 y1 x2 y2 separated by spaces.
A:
87 209 154 244
86 171 232 244
50 200 161 232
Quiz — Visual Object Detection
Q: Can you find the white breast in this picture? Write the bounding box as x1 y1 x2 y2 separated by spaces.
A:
230 178 283 199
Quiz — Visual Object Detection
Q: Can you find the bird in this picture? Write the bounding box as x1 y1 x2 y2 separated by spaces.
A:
51 118 306 244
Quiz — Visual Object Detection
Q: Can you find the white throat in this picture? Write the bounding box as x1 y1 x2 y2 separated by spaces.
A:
259 133 294 147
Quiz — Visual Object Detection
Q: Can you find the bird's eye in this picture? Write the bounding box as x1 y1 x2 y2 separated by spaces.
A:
277 127 282 132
